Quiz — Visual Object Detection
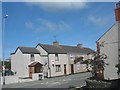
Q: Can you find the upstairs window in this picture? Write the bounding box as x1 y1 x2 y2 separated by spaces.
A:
55 54 59 61
56 65 61 72
31 54 35 61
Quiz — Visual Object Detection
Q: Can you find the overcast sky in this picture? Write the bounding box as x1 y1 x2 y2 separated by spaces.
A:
2 2 116 59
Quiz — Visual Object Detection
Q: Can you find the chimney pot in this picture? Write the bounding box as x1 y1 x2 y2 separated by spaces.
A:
115 2 120 21
77 44 83 48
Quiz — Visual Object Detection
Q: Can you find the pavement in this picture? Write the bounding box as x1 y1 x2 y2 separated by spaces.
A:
2 72 92 88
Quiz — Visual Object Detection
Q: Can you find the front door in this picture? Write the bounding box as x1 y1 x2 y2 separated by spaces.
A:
29 67 34 78
64 64 66 75
71 64 74 74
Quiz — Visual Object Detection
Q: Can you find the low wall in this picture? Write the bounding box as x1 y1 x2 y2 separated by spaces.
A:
32 73 44 81
1 76 19 85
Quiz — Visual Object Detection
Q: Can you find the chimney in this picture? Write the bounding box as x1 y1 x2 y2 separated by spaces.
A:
77 44 83 48
115 2 120 21
53 41 59 46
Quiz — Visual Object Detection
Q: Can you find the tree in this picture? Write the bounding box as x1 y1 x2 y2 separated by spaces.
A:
74 54 107 79
2 61 11 69
90 54 107 79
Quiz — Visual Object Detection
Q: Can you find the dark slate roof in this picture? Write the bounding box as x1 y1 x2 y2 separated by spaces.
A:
19 47 40 54
38 44 95 54
39 44 67 54
60 45 95 54
11 47 40 55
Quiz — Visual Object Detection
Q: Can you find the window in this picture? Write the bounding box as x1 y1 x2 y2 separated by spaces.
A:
56 65 61 72
118 55 120 58
70 55 74 60
31 54 35 61
55 54 59 61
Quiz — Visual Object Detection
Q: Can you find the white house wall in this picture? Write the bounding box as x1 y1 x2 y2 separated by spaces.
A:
98 24 119 80
36 45 49 77
48 54 69 77
67 53 93 74
23 54 42 77
36 45 48 55
11 49 25 77
41 56 48 77
118 21 120 78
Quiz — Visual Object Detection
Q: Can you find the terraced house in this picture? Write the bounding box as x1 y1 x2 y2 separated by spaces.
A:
11 41 95 79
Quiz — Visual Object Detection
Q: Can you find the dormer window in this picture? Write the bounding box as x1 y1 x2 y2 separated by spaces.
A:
55 54 59 61
31 54 35 61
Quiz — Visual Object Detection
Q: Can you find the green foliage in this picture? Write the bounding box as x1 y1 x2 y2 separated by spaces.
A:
2 61 11 69
74 57 84 64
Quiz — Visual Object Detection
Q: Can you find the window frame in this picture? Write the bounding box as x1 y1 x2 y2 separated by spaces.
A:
55 54 59 61
31 54 35 61
55 65 61 72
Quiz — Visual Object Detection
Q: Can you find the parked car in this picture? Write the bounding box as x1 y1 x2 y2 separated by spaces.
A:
2 69 14 76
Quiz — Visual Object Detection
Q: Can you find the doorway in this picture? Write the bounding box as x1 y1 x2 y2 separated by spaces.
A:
28 62 43 78
71 64 74 74
64 64 66 75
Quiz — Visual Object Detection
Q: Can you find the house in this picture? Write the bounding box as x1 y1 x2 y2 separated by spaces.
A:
36 42 69 78
97 2 120 80
51 42 95 74
11 47 42 78
11 42 95 78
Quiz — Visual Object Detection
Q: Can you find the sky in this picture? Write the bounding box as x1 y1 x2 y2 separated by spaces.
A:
1 2 116 59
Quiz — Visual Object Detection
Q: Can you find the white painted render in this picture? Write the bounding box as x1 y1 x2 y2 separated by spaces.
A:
11 45 94 78
11 49 25 77
23 54 41 77
97 23 119 80
11 48 42 78
67 53 93 74
48 54 69 77
36 45 48 55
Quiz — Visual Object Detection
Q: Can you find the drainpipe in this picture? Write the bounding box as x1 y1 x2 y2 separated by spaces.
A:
48 54 51 78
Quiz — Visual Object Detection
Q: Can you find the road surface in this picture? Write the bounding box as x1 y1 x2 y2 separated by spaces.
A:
2 72 92 88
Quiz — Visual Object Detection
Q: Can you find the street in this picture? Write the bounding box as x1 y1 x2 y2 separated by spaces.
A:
2 72 92 88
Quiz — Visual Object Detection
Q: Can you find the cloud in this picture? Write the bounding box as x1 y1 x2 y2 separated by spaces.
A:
25 18 72 32
88 15 108 26
25 21 34 29
26 1 87 12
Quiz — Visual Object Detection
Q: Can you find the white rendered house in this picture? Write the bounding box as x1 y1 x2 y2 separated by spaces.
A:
97 3 120 80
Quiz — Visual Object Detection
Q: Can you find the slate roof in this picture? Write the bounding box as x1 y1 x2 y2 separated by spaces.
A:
11 47 40 55
60 45 95 54
38 44 95 54
39 44 67 54
19 47 40 54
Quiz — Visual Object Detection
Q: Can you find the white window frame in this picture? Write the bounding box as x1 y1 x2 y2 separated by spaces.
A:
31 54 35 61
56 65 61 72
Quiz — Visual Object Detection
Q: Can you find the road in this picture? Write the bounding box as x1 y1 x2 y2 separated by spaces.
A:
2 72 92 88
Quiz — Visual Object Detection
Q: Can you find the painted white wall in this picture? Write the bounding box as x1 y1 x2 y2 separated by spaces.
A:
23 54 41 77
36 45 48 55
67 53 93 74
118 21 120 78
48 54 69 77
98 23 119 80
11 48 42 78
36 45 49 77
11 49 25 77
